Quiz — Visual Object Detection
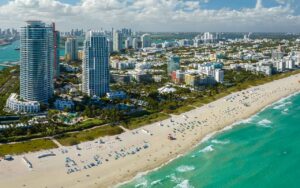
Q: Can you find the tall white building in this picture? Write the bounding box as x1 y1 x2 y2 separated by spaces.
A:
113 29 123 51
125 37 132 49
20 20 54 103
202 32 215 43
193 37 201 47
296 52 300 66
214 69 224 83
132 37 140 49
276 60 286 72
82 31 110 97
141 34 151 48
65 37 78 61
287 58 295 69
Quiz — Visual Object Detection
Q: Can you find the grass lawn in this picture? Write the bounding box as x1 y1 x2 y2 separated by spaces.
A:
122 113 170 130
172 105 195 115
0 139 57 157
75 118 106 129
55 125 124 146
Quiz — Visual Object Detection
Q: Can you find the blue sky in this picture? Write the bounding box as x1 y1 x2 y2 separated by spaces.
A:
0 0 298 11
0 0 299 32
0 0 291 10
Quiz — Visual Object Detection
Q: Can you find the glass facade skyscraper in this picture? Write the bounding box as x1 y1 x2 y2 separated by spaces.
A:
113 29 123 52
82 31 109 97
52 22 60 78
167 55 180 75
20 21 54 103
65 37 78 61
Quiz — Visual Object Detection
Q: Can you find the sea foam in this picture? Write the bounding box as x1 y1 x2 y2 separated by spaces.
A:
134 177 148 188
199 145 214 153
174 180 195 188
176 165 195 173
281 108 289 115
167 173 183 184
257 119 272 128
273 101 292 110
211 139 230 145
150 179 162 186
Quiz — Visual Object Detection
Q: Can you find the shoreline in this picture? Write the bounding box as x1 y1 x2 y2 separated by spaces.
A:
0 74 300 188
117 89 300 187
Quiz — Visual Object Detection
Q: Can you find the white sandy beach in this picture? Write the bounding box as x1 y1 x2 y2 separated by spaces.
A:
1 74 300 188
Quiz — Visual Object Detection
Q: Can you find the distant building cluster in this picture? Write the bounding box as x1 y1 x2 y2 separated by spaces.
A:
168 56 224 87
0 28 18 36
229 51 300 75
176 32 219 48
4 20 300 116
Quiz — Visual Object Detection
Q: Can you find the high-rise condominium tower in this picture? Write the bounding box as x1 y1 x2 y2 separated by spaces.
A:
82 31 109 97
20 20 54 102
113 29 123 52
65 37 78 61
141 34 151 48
167 55 180 75
52 22 60 78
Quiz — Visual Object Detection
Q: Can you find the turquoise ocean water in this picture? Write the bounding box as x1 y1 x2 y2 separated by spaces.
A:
120 92 300 188
0 40 20 70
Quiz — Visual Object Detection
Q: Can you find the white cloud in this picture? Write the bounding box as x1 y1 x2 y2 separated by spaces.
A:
276 0 293 4
0 0 299 32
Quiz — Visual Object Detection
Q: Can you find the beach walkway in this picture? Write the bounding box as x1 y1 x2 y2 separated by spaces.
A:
50 138 63 148
119 125 130 132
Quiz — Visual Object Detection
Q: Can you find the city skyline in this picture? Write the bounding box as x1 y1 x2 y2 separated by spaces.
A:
1 5 300 187
0 0 299 32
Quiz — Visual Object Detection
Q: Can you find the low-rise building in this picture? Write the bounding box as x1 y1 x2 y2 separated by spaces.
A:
54 99 75 111
153 75 162 83
111 73 131 84
185 74 199 87
158 86 177 94
106 91 127 100
6 93 40 113
172 70 185 84
130 71 153 83
111 61 135 70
